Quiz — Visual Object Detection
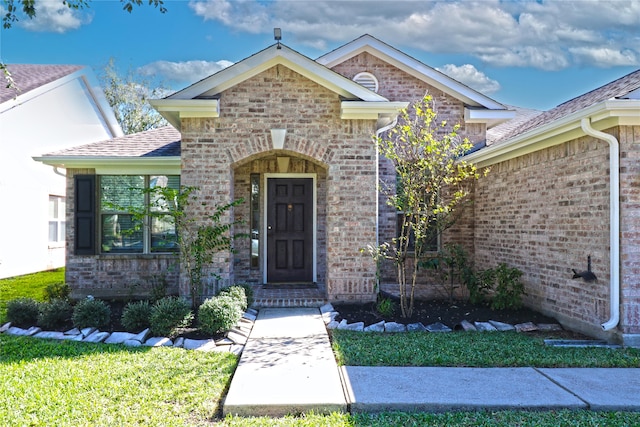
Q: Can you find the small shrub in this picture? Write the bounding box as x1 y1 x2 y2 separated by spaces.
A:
38 298 73 330
198 294 243 335
121 300 152 332
218 285 248 311
149 297 193 337
376 296 395 317
235 283 254 308
44 283 71 302
72 298 111 329
491 263 524 310
6 298 40 327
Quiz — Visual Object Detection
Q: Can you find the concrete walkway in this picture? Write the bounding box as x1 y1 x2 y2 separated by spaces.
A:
224 308 640 417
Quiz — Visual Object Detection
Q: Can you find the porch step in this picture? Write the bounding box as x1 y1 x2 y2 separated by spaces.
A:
252 298 327 308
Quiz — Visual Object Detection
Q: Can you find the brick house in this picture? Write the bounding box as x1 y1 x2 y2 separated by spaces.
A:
35 35 640 345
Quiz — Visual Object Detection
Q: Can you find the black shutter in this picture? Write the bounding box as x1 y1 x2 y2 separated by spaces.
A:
75 175 96 255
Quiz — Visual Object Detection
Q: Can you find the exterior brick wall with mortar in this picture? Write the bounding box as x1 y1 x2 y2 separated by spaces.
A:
64 169 179 300
332 52 481 296
473 133 613 338
179 65 378 303
619 125 640 336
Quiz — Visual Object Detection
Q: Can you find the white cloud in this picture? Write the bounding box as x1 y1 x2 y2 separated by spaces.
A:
187 0 640 70
20 1 91 33
138 60 234 84
436 64 500 94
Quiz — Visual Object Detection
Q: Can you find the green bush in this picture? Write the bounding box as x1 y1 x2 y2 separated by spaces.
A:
37 298 73 330
72 298 111 329
236 283 254 308
218 285 248 311
44 283 70 302
121 300 152 332
376 296 395 317
149 297 193 337
6 298 40 327
198 294 243 335
491 263 524 310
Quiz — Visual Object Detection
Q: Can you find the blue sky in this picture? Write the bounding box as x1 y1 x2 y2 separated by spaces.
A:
1 0 639 111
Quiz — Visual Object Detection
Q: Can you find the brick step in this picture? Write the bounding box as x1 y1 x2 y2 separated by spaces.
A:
252 298 327 308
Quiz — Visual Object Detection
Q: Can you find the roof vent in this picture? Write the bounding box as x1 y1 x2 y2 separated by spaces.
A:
353 72 379 93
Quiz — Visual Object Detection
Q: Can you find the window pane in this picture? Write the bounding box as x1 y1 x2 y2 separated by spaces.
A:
49 196 58 218
151 216 178 252
100 176 144 211
250 174 260 268
49 221 58 242
101 214 143 253
149 175 180 213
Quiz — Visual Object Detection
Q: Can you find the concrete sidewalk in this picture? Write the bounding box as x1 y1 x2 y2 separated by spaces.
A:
224 308 640 417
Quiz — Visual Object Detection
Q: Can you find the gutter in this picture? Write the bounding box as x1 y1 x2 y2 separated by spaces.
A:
580 118 620 331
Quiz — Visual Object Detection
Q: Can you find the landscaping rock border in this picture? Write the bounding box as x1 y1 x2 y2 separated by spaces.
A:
320 303 563 334
0 308 257 355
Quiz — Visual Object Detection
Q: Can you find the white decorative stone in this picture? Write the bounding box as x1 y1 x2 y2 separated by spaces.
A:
81 327 96 337
64 328 81 336
84 331 111 343
338 321 364 332
1 322 11 333
384 322 407 333
456 320 477 331
326 320 340 330
364 321 385 332
229 345 244 356
489 320 516 331
133 328 150 343
105 332 137 344
474 321 498 332
407 323 427 332
242 311 257 322
8 326 41 336
426 322 452 333
144 337 173 347
64 334 85 341
173 337 185 348
246 308 258 316
320 303 334 314
227 331 248 345
183 339 217 351
123 339 142 347
515 322 538 332
34 331 66 340
216 337 234 346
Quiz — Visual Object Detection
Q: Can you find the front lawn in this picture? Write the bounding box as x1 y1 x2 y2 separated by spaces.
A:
0 335 237 426
331 330 640 367
0 268 65 322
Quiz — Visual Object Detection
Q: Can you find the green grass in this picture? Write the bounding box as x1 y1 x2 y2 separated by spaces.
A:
0 268 65 322
0 335 237 426
331 330 640 367
215 411 640 426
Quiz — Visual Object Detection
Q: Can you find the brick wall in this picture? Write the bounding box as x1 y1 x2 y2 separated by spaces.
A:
620 125 640 337
474 133 613 337
180 65 378 303
332 52 482 295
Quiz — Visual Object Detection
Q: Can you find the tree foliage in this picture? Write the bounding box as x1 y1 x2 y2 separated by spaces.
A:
374 94 484 317
98 58 169 134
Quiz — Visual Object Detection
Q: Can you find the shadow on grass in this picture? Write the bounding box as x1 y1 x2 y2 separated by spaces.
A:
0 334 153 364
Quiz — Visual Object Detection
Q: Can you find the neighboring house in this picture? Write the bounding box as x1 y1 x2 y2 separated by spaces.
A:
35 35 640 346
0 64 122 279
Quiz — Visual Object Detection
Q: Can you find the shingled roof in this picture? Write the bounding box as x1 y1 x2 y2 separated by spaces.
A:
0 64 83 104
493 69 640 144
43 126 181 158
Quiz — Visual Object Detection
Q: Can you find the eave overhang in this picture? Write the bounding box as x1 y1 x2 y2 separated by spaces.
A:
341 101 409 119
464 99 640 168
149 99 220 130
464 107 516 128
32 156 182 175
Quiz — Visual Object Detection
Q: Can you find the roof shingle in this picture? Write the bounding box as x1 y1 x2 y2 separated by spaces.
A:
0 64 83 104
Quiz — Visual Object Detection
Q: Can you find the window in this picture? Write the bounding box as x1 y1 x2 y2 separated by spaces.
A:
250 174 260 269
99 175 179 254
48 195 65 243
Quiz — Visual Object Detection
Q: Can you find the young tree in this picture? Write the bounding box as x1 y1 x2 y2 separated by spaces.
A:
98 58 169 134
374 94 484 317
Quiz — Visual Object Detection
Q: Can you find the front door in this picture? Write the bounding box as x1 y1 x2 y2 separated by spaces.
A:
266 178 313 283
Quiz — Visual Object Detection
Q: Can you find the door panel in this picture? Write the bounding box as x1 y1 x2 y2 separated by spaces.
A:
267 178 313 282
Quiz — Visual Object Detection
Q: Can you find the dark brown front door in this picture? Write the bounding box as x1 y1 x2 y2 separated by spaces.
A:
267 178 313 283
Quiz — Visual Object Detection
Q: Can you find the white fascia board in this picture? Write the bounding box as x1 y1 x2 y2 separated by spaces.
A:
150 98 220 131
168 45 388 102
464 107 516 123
317 35 506 110
341 101 408 119
464 99 640 167
32 156 181 175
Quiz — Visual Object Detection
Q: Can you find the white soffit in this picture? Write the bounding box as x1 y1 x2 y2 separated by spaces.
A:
317 35 506 110
32 156 182 175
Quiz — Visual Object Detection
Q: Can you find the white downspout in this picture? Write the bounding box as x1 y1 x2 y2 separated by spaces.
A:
580 118 620 331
